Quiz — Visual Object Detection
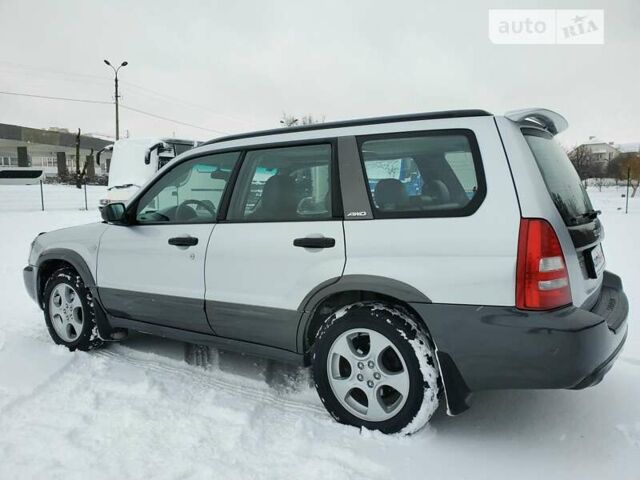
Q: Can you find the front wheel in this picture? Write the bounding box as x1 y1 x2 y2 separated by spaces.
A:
42 267 103 351
312 302 440 435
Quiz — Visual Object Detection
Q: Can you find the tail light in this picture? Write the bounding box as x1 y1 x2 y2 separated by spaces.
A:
516 218 572 310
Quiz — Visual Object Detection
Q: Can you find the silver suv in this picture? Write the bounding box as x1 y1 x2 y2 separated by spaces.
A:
23 108 629 434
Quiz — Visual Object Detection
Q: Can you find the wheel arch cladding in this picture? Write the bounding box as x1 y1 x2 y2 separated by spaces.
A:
297 276 472 416
298 275 432 353
297 275 431 352
36 249 117 340
298 290 429 352
36 249 96 305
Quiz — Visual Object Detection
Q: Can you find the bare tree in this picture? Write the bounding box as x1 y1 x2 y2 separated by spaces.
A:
280 112 325 127
567 144 596 183
300 115 325 125
606 157 622 185
593 177 606 192
280 113 299 127
610 152 640 197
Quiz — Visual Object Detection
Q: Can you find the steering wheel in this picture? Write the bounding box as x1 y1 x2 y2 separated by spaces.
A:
175 199 216 221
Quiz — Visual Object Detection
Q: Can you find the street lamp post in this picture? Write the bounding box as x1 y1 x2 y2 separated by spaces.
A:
103 59 128 140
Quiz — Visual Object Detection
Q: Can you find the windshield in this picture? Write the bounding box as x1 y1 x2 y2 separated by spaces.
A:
523 129 594 226
107 139 160 189
173 143 195 156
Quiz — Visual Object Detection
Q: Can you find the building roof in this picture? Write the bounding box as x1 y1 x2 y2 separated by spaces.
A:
585 136 607 145
0 123 112 152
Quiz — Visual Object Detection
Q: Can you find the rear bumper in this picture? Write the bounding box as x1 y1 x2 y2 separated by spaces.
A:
23 265 38 303
411 270 628 412
569 328 626 390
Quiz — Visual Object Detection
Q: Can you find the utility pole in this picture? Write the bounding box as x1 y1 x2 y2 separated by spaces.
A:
103 59 128 140
75 128 81 188
625 166 631 214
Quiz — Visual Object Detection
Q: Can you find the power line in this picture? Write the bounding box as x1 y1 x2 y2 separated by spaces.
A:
0 60 107 81
0 59 248 126
119 104 227 134
120 80 248 125
0 90 228 134
0 90 111 104
0 66 110 89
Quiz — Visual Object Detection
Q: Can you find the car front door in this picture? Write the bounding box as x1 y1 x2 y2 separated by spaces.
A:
205 142 345 350
97 151 240 333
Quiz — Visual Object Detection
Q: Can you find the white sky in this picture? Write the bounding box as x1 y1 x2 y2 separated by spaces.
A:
0 0 638 147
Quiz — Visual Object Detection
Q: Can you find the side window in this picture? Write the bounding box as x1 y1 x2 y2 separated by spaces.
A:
228 144 332 222
359 131 484 217
444 151 478 197
364 157 424 197
136 151 240 224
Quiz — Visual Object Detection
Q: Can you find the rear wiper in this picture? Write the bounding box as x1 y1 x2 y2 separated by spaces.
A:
570 210 601 224
582 209 601 220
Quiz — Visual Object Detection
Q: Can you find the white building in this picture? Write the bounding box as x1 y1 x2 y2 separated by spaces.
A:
580 136 620 171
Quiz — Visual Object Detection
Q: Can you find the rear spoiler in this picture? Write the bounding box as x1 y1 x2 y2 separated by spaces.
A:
505 108 568 135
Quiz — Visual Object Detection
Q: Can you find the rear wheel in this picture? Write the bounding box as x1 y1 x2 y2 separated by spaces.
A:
43 268 103 351
312 302 440 434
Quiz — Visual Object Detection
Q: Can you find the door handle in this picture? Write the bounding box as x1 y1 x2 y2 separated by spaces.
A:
293 237 336 249
168 236 199 247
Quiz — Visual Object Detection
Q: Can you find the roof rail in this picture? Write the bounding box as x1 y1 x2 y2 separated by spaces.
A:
504 108 568 135
202 109 492 146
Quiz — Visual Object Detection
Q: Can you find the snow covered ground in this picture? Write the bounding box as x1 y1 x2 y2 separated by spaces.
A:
0 184 638 479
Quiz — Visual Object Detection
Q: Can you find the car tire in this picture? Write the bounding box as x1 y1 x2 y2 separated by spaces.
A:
312 302 440 435
42 267 104 351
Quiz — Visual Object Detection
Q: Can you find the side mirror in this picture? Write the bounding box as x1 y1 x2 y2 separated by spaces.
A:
96 144 113 166
145 142 166 165
101 202 128 224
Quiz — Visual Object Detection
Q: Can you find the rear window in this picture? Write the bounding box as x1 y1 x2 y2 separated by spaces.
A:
523 129 594 225
358 130 485 218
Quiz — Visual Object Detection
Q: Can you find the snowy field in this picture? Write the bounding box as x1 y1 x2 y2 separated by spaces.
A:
0 184 638 480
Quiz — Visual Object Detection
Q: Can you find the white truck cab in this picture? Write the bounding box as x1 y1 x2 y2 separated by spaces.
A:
99 137 199 207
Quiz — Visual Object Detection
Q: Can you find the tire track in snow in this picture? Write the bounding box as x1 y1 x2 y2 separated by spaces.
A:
1 346 389 480
0 353 79 416
93 346 327 418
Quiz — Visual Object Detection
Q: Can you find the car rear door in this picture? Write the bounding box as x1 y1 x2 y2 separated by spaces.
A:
496 117 605 308
204 141 345 351
521 128 605 307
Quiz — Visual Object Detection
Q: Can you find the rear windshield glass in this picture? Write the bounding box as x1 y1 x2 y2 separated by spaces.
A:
523 129 594 225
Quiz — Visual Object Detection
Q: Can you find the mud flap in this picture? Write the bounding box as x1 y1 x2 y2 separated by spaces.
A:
92 289 127 341
436 350 472 416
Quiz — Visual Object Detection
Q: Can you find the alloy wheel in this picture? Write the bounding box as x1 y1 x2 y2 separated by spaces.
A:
326 328 410 422
49 283 84 342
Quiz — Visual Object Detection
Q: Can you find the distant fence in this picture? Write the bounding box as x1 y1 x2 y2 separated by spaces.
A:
0 183 107 212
